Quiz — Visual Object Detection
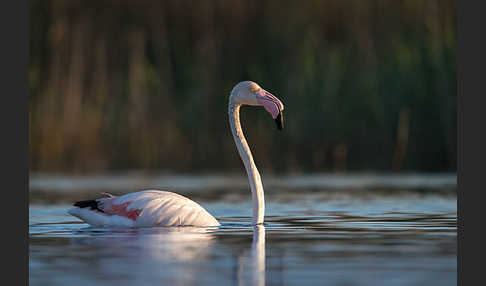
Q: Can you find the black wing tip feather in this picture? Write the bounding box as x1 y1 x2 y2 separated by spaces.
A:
73 199 104 212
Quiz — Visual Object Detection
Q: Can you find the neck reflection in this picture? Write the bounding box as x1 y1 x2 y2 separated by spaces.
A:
238 225 266 286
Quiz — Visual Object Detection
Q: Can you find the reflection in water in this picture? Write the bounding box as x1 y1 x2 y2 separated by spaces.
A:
138 227 215 262
67 227 217 285
71 227 216 261
238 225 266 286
66 225 268 286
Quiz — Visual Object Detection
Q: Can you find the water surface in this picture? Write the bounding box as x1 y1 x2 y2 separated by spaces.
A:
30 174 456 286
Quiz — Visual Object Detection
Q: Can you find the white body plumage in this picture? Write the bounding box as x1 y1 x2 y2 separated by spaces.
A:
68 190 220 227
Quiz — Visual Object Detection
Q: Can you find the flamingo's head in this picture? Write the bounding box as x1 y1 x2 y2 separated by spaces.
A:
230 81 285 130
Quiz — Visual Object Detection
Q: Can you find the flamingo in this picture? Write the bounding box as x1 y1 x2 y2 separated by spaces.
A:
68 81 284 227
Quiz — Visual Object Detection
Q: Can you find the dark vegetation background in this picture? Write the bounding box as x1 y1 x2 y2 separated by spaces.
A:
29 0 456 174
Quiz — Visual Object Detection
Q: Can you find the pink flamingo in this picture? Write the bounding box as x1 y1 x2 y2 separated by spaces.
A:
68 81 284 227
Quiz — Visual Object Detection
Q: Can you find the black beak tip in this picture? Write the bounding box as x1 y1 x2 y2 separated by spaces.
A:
275 112 284 131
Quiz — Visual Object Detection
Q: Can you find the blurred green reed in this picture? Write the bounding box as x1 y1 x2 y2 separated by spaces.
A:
29 0 456 173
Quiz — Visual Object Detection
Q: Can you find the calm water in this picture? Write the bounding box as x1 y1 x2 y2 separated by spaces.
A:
30 174 457 286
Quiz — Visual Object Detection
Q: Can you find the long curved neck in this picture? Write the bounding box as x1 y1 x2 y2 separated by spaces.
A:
229 100 265 225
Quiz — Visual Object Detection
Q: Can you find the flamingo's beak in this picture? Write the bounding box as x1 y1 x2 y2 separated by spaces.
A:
256 89 285 131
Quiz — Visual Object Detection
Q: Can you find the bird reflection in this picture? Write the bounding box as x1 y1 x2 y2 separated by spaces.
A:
67 225 266 285
138 227 216 261
69 226 217 285
71 226 216 261
238 225 266 286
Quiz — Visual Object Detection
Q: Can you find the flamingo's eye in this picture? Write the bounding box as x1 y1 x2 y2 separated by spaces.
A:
250 87 258 93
